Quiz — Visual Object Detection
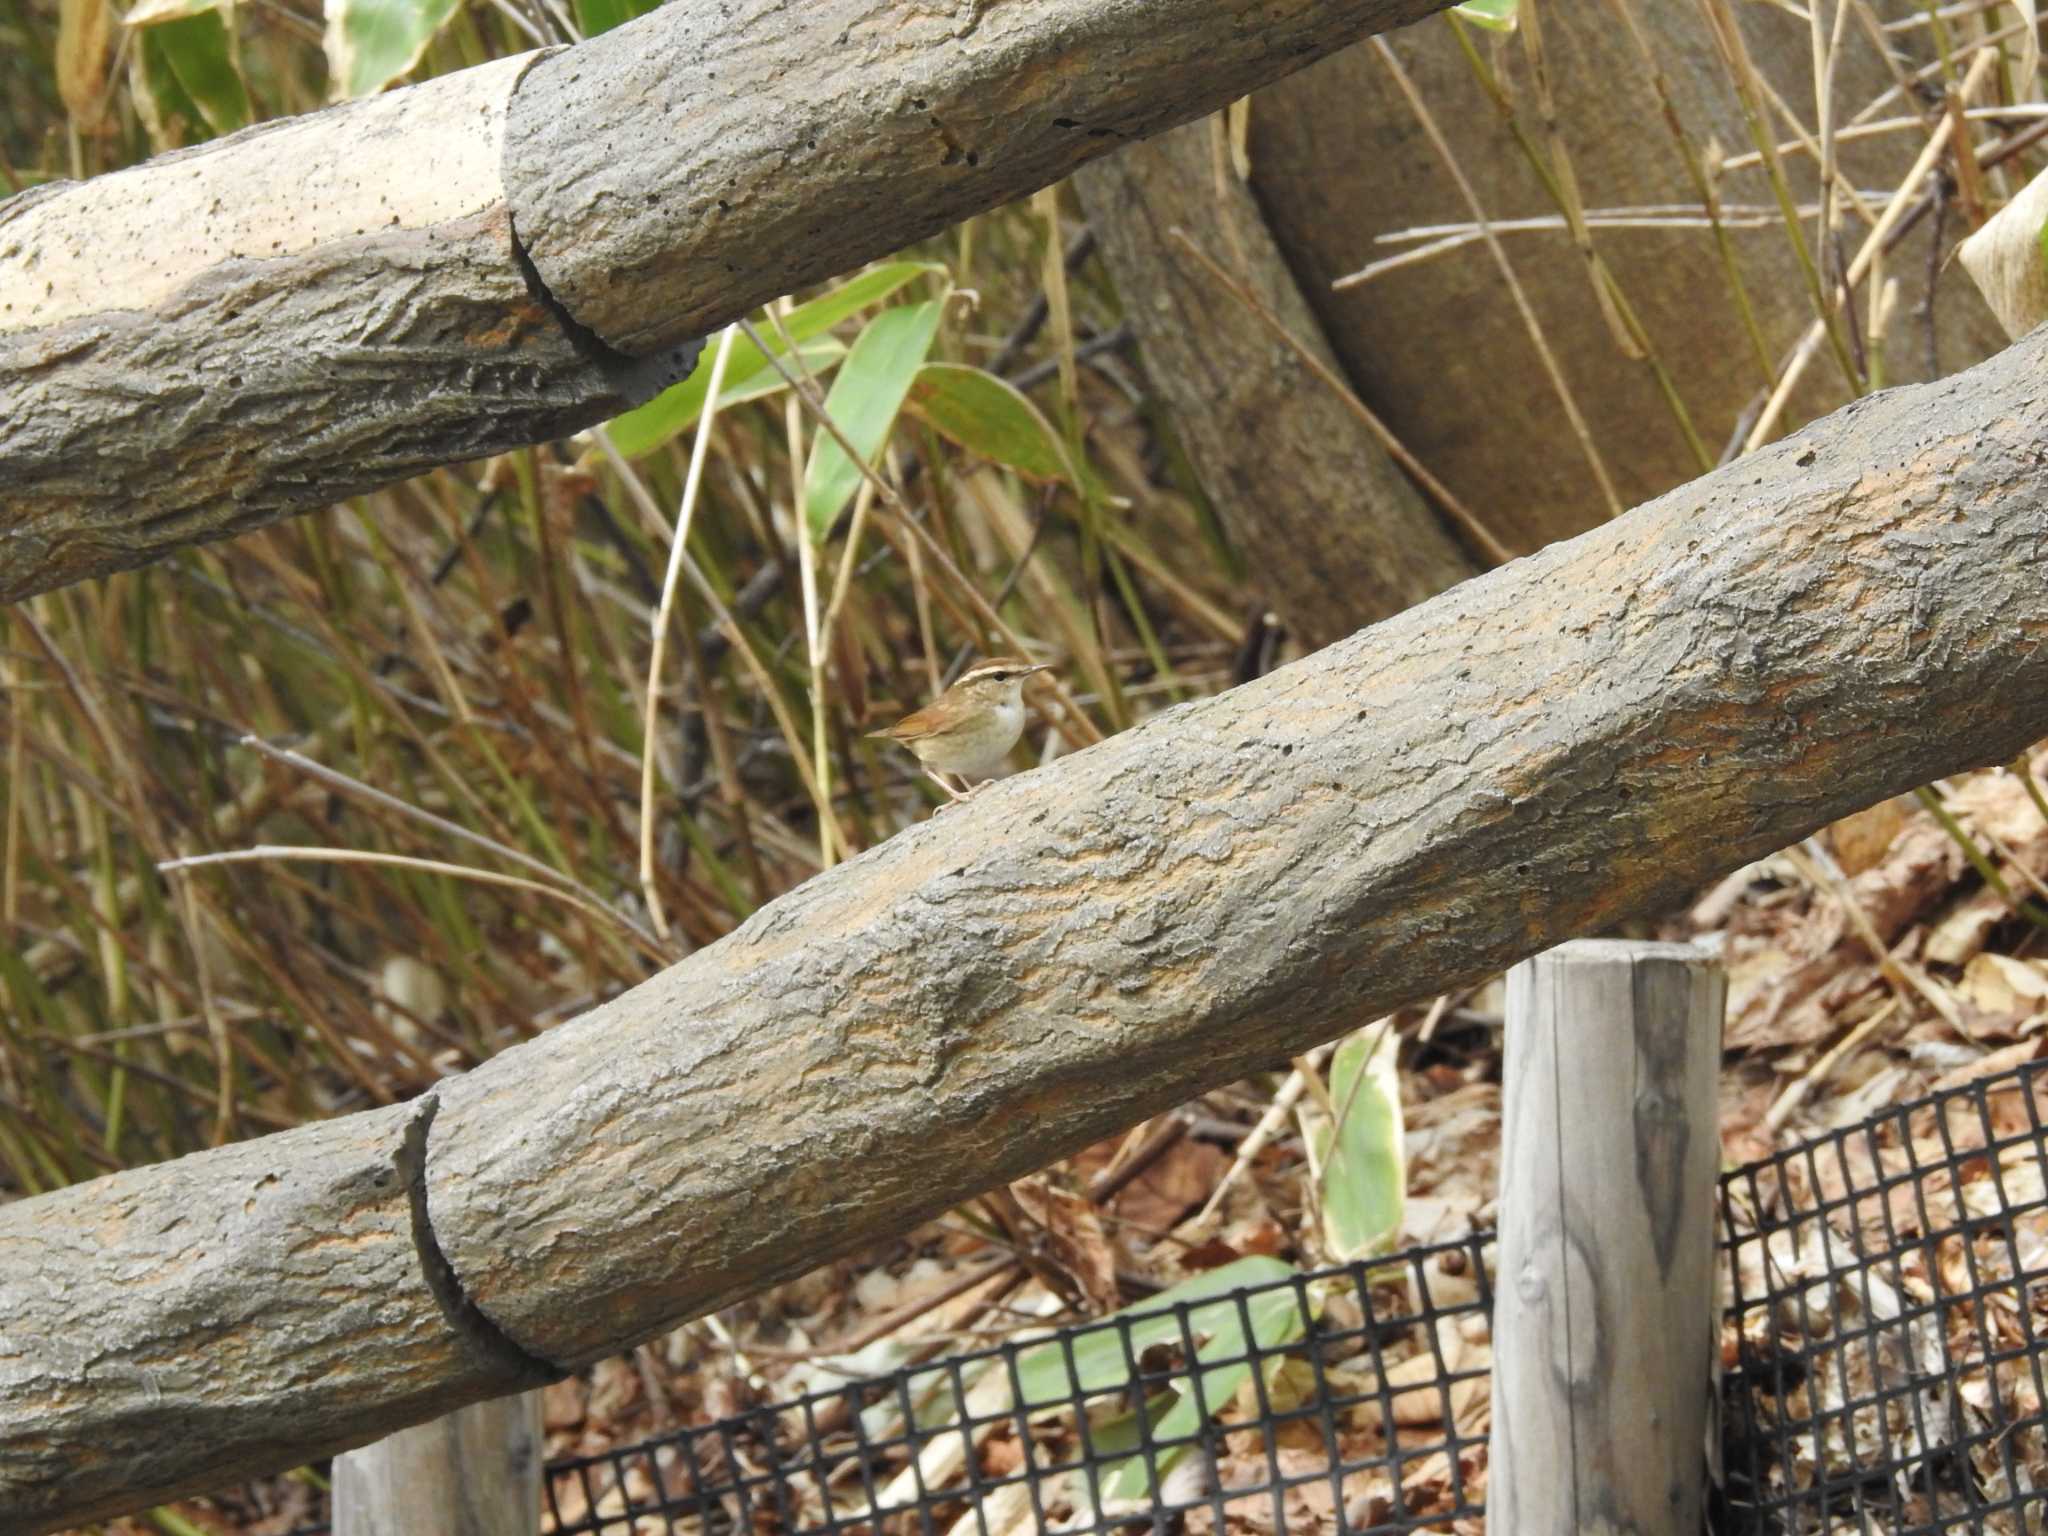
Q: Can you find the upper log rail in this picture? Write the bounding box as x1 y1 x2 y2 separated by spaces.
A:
0 0 1450 603
7 318 2048 1532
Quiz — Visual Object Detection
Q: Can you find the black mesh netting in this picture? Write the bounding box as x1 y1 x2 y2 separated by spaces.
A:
1718 1055 2048 1534
258 1055 2048 1535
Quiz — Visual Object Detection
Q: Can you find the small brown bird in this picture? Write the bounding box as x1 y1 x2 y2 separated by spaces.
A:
868 656 1052 801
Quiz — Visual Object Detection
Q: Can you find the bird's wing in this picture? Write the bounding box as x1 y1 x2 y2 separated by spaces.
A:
870 702 943 742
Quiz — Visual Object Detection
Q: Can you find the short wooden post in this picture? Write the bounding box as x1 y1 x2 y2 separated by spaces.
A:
1490 939 1724 1533
332 1389 543 1536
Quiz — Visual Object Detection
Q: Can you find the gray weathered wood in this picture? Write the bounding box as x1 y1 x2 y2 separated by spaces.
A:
504 0 1455 356
0 0 1451 604
1492 941 1725 1534
0 1099 552 1535
333 1391 543 1536
8 323 2048 1531
0 55 701 602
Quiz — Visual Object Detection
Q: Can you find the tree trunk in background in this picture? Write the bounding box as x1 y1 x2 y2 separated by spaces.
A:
1088 0 2010 609
1074 123 1480 648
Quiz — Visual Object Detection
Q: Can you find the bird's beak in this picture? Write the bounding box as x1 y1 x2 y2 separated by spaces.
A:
1025 663 1054 676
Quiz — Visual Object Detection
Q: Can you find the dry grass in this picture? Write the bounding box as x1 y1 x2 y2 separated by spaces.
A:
0 209 1261 1187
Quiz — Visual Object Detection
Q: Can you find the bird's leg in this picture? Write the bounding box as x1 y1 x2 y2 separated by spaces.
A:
925 768 970 804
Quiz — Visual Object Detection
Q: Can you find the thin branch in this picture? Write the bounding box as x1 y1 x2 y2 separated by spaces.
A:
635 322 742 941
159 847 671 964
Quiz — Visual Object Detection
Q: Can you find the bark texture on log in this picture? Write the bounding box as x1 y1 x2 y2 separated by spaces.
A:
1073 121 1478 648
10 325 2048 1531
0 55 701 603
0 0 1452 604
0 1100 552 1534
507 0 1450 355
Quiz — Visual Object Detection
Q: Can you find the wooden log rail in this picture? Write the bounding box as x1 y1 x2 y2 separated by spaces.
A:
0 0 1450 604
7 319 2048 1532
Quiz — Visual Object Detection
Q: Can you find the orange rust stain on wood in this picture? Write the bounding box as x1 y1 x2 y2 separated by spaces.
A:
467 300 551 350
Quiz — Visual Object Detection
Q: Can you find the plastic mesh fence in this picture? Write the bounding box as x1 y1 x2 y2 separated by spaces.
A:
534 1238 1489 1536
1718 1056 2048 1535
267 1056 2048 1535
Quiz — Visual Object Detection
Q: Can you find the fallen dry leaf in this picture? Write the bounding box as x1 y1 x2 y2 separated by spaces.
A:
1827 795 1916 876
1009 1175 1120 1315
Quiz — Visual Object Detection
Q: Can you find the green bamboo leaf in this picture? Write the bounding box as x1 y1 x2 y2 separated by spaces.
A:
604 261 943 460
1451 0 1518 29
140 7 248 136
800 298 944 540
122 0 217 24
1058 1389 1176 1457
128 21 204 148
1316 1023 1406 1262
571 0 657 35
905 362 1076 484
1106 1361 1256 1500
1045 1273 1313 1502
716 338 846 407
323 0 459 99
606 338 846 459
1010 1256 1297 1410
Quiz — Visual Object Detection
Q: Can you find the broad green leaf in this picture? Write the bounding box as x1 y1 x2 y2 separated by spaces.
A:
1010 1256 1297 1410
604 261 942 459
1007 1392 1177 1517
129 26 202 150
143 9 248 136
571 0 657 35
905 362 1076 484
1452 0 1517 29
1106 1360 1257 1500
800 299 944 540
323 0 460 99
1029 1266 1316 1503
1082 1390 1214 1506
1316 1023 1406 1262
606 339 846 459
778 263 946 355
716 338 845 407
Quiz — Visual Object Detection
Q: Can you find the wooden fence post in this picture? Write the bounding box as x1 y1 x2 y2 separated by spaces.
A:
331 1389 543 1536
1490 939 1725 1532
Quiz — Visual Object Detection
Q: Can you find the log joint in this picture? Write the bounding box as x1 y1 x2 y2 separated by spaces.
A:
401 1094 563 1387
502 207 708 403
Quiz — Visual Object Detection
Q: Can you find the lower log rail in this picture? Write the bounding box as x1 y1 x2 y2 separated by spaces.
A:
6 326 2048 1532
